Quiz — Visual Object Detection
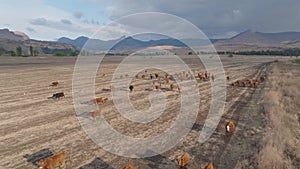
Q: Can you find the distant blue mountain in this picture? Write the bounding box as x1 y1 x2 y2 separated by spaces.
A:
57 36 215 50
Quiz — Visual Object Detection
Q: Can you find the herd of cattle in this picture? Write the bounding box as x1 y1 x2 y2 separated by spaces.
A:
39 69 264 169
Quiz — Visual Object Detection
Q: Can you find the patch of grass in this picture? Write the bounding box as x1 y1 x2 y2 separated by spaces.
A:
293 58 300 64
286 81 300 87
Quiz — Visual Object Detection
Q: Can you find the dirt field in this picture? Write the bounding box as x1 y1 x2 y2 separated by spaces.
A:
0 55 297 169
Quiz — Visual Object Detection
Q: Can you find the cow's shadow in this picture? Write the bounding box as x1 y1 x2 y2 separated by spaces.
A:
23 148 54 166
138 150 179 169
79 157 114 169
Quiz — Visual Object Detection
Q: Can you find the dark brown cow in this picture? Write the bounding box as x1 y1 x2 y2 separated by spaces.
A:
176 152 190 169
150 74 154 79
129 85 134 92
204 162 214 169
49 92 65 99
231 82 235 87
225 121 235 136
226 76 230 81
123 162 134 169
155 73 159 78
260 76 265 82
51 81 59 86
37 151 67 169
135 74 139 79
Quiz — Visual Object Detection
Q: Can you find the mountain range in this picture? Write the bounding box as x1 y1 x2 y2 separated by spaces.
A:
1 28 300 55
57 36 218 51
58 29 300 51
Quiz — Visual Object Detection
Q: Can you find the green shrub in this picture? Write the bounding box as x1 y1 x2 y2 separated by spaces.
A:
54 51 68 56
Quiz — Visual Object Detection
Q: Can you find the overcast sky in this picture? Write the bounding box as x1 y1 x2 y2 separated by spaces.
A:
0 0 300 40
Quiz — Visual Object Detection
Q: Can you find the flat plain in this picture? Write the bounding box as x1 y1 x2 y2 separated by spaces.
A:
0 55 298 169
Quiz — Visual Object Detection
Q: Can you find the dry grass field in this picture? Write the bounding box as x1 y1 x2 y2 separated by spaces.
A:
0 55 298 169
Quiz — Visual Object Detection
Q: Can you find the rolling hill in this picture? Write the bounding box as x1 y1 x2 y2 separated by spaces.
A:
0 28 78 55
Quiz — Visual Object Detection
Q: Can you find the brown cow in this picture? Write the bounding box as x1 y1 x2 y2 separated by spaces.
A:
135 74 139 79
141 75 145 79
155 73 159 78
236 80 242 87
91 97 103 104
88 109 102 120
204 72 208 79
123 162 134 169
155 85 160 90
37 151 67 169
170 84 175 90
166 79 170 84
226 76 230 81
103 97 109 103
176 152 190 168
51 81 59 86
225 121 235 136
204 162 214 169
254 81 259 88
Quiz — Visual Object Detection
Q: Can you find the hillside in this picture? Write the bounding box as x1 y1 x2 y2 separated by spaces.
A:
214 30 300 51
0 29 78 55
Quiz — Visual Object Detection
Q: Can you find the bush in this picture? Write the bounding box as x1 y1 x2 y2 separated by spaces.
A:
69 51 78 56
7 51 16 56
228 53 234 57
54 51 68 56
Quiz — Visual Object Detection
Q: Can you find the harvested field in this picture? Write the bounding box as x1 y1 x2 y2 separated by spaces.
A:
0 55 296 169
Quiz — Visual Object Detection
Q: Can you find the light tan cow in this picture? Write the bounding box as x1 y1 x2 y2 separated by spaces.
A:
88 109 102 120
204 162 214 169
110 84 115 91
176 152 190 168
37 151 67 169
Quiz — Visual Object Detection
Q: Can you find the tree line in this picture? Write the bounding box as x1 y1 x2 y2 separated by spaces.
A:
0 46 78 57
218 48 300 56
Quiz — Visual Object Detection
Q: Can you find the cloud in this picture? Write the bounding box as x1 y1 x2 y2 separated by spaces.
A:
26 27 35 32
83 19 100 25
85 0 300 38
30 17 95 34
73 11 84 19
61 19 72 25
